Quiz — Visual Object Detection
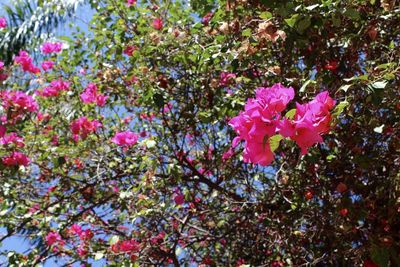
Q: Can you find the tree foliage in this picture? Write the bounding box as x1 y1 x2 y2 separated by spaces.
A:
0 0 399 266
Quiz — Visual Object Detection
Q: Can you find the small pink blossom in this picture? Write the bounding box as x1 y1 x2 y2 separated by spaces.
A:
0 17 7 28
219 72 236 87
152 18 163 30
40 42 62 54
127 0 137 5
45 231 64 247
36 79 70 97
0 126 6 137
77 245 88 257
80 83 108 107
1 90 38 113
111 131 138 147
119 239 140 253
222 148 234 161
41 60 54 71
174 194 185 205
28 203 40 214
14 51 40 74
2 152 30 166
123 45 137 56
70 116 102 141
79 229 94 241
69 224 82 235
202 13 213 26
0 132 24 147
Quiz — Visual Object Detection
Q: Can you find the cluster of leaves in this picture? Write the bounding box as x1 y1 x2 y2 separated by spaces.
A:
0 0 399 266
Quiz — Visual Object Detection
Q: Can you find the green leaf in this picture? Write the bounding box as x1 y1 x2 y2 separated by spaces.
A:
343 75 369 82
333 101 349 116
375 63 395 69
285 109 296 119
259 11 272 19
371 247 389 267
326 154 336 161
242 28 252 37
344 8 360 20
284 14 299 28
270 134 283 152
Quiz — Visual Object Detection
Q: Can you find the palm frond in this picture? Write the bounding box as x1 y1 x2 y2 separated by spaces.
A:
0 0 86 65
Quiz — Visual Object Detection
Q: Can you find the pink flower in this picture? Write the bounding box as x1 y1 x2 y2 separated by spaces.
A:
127 0 137 5
0 61 4 71
41 60 54 71
80 83 108 107
174 194 185 205
278 91 335 154
70 116 102 141
45 231 64 246
50 135 59 146
202 13 213 26
123 45 137 56
111 131 138 147
222 148 234 161
0 17 7 28
40 42 62 54
77 245 88 257
69 224 82 235
79 229 94 241
14 51 40 74
0 132 24 147
219 72 236 87
37 79 70 97
2 151 30 166
150 232 166 245
119 239 140 253
255 83 295 114
163 103 173 113
0 73 8 81
152 18 163 30
1 90 38 113
0 126 6 137
28 203 40 214
228 83 295 166
244 139 274 166
96 94 108 106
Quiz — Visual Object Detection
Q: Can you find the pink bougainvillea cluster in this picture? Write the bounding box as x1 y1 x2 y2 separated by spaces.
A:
229 83 335 166
0 90 38 166
111 239 141 260
36 79 71 97
40 42 63 54
80 83 108 106
111 131 138 147
70 116 102 142
14 51 40 74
